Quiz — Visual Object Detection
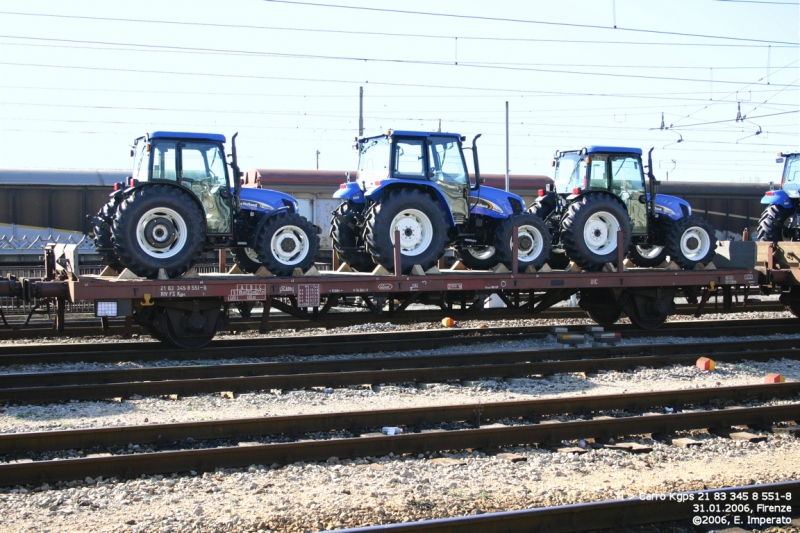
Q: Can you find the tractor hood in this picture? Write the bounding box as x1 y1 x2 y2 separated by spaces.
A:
470 186 525 218
239 187 299 213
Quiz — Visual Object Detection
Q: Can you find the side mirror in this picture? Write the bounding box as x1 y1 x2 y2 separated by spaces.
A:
130 149 135 157
777 158 785 163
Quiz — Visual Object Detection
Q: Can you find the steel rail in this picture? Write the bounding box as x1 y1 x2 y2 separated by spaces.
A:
2 338 799 391
334 481 800 533
0 317 798 367
1 343 798 403
2 382 797 455
0 404 797 487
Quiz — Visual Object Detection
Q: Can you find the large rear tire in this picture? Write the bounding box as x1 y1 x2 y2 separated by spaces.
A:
756 204 795 243
365 189 448 274
331 201 375 272
92 198 125 273
112 185 206 278
665 216 715 269
254 212 319 276
561 194 632 271
495 213 551 273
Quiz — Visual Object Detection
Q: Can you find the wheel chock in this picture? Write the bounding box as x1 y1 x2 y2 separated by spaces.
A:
425 265 441 274
664 261 681 271
704 261 717 270
524 265 537 274
117 268 141 280
538 263 553 273
693 262 706 271
763 373 785 383
292 267 304 277
410 264 426 276
99 266 118 277
304 266 321 276
157 268 169 280
336 262 354 273
227 264 245 275
181 268 200 279
253 266 273 277
622 258 635 268
602 262 617 273
491 263 511 273
696 357 716 371
371 265 392 276
566 262 582 272
449 260 469 271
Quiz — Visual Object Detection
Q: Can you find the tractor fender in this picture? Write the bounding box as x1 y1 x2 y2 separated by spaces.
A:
239 187 299 213
760 189 793 207
366 181 457 227
653 194 691 220
470 186 525 219
333 182 365 203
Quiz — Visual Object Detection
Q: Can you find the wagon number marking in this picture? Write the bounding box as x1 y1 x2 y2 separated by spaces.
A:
226 284 267 302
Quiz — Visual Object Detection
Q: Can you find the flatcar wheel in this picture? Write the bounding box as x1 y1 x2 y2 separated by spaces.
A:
160 306 220 349
620 290 675 330
579 289 623 327
144 323 169 343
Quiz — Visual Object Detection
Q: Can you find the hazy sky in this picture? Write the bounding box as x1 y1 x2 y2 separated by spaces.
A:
0 0 798 183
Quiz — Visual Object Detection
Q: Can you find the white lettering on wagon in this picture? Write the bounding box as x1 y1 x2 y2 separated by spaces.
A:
227 284 267 302
447 283 462 290
158 284 206 298
377 283 393 290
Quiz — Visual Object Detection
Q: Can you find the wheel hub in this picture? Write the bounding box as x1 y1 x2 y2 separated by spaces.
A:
582 211 620 255
143 217 177 249
136 207 189 259
390 209 433 256
270 225 310 265
680 227 711 260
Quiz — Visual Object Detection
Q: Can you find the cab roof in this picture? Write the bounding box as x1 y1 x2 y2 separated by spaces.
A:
359 130 462 143
150 131 226 143
585 146 642 156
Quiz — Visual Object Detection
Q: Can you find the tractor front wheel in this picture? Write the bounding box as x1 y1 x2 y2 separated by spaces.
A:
112 185 206 278
231 247 262 273
254 212 319 276
365 189 448 274
628 244 668 268
494 213 551 273
665 216 715 269
457 245 498 270
561 194 632 271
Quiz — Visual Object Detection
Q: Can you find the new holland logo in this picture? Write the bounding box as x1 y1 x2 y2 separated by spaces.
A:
377 283 393 290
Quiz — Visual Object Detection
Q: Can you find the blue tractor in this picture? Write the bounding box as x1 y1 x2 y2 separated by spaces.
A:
331 130 551 274
92 131 318 279
756 151 800 242
529 146 716 272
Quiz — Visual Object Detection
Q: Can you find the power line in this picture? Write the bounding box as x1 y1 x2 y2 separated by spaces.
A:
262 0 800 45
2 36 795 71
0 10 794 48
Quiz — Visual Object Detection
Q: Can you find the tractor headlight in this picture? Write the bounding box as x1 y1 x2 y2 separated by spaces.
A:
654 205 676 217
476 199 504 214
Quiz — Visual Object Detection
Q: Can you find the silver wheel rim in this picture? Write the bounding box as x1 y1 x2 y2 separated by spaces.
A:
636 245 664 259
515 224 544 261
680 226 711 260
583 211 620 255
270 225 310 266
244 247 260 263
390 209 433 257
136 207 188 259
468 246 496 260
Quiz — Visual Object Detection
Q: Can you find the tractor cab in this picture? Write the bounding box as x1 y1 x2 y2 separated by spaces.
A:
553 146 650 235
130 132 235 235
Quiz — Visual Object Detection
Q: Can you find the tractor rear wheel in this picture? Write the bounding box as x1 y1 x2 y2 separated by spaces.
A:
365 189 448 274
92 198 125 273
254 212 319 276
628 244 668 268
495 213 551 273
665 216 715 269
756 204 795 243
561 193 632 271
331 201 375 272
112 185 206 278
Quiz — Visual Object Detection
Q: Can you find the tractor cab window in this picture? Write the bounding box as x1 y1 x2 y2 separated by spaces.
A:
610 156 645 194
784 156 800 185
553 153 586 193
358 137 390 184
428 138 468 187
151 141 178 182
588 155 609 189
393 139 425 179
179 142 231 234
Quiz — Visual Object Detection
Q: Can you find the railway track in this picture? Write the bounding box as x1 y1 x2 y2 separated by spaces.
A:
1 382 797 487
0 300 784 340
335 481 800 532
1 336 798 403
0 316 798 368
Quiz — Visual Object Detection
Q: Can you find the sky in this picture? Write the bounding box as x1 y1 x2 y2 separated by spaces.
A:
0 0 798 183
